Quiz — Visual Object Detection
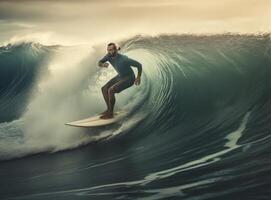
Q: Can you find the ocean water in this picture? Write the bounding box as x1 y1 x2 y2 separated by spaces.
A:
0 34 271 200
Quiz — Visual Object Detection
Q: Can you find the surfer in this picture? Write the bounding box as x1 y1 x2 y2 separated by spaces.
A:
98 42 142 119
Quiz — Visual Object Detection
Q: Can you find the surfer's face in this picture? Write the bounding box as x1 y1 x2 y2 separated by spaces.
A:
107 45 117 56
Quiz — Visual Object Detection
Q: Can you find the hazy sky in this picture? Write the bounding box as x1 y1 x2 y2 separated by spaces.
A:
0 0 270 45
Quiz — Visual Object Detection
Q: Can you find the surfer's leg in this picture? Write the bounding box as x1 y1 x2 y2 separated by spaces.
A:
113 75 135 94
108 87 116 113
100 76 135 119
100 87 110 114
100 75 120 114
100 86 115 119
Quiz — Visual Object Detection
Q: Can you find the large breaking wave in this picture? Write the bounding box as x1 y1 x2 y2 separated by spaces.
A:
1 34 271 199
1 34 271 161
1 33 271 199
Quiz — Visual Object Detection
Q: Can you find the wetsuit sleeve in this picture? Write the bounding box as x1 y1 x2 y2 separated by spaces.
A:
128 57 142 77
98 53 110 64
128 57 142 69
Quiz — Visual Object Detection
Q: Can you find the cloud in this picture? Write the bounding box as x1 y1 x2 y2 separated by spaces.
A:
0 0 270 45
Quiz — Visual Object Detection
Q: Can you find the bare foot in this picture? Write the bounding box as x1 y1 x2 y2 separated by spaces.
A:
98 110 109 115
100 112 114 119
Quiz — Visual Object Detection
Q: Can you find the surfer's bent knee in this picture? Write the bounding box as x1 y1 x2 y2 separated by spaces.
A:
108 86 116 95
101 85 108 92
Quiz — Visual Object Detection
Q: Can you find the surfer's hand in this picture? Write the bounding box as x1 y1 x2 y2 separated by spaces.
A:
134 76 141 85
102 63 109 68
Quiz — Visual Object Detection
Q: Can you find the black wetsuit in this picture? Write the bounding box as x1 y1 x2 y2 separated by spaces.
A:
98 52 142 93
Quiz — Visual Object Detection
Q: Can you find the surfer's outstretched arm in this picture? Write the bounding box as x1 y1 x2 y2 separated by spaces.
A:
98 61 109 68
98 53 110 68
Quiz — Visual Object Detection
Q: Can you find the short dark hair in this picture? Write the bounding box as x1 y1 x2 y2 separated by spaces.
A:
107 42 121 50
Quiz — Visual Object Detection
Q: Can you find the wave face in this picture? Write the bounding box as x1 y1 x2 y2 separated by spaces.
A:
0 34 271 199
0 43 54 121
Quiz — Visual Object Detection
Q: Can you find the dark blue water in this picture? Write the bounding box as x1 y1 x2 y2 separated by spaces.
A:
0 34 271 200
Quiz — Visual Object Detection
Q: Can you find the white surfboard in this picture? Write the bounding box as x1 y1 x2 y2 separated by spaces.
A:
65 110 127 127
